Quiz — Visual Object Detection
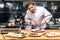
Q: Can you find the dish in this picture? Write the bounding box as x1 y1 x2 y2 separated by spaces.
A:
45 32 60 37
4 32 26 38
28 32 42 37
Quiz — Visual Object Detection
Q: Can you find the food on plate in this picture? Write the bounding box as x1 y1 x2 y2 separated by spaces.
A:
29 32 42 37
21 31 28 35
5 32 26 38
8 32 18 36
46 32 60 36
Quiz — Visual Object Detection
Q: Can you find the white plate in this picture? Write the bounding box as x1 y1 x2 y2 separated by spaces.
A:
46 32 60 37
4 32 26 38
4 34 23 38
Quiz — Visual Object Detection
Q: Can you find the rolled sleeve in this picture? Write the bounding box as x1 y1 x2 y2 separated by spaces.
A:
44 15 52 23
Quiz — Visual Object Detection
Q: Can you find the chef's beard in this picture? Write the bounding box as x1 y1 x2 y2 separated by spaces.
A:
31 11 35 13
30 9 36 13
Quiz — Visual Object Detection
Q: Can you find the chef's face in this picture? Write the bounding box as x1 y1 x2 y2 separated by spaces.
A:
28 4 36 13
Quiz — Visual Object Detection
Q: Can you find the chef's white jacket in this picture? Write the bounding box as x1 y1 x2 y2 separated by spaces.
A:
25 6 52 30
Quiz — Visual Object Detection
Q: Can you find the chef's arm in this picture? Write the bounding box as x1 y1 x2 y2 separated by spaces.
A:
43 7 52 23
38 7 52 26
44 15 52 23
25 13 37 26
25 13 31 24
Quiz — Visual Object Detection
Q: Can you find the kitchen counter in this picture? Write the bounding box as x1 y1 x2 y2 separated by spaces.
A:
0 30 60 40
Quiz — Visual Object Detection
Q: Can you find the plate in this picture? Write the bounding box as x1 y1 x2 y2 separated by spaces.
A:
45 32 60 37
4 32 26 38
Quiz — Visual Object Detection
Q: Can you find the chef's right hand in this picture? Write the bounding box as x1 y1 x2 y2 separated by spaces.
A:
30 20 37 26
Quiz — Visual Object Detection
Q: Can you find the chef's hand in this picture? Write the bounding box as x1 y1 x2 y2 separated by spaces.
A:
38 19 46 27
30 20 37 26
40 19 46 26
